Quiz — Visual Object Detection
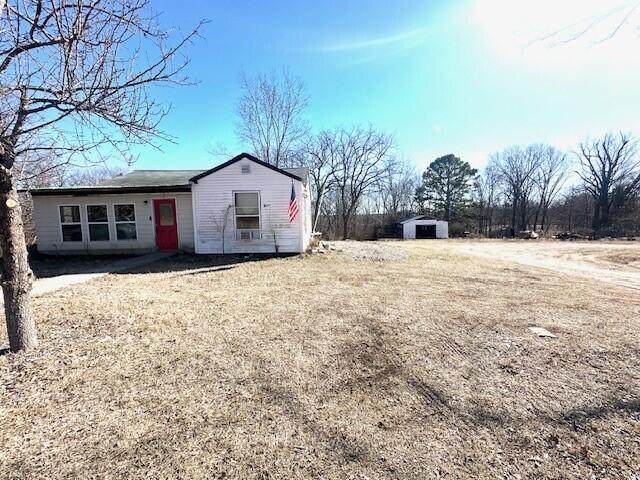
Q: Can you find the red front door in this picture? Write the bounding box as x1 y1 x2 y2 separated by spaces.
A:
154 199 178 250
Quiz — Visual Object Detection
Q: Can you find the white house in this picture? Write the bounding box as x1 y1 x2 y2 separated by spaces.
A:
28 154 312 255
400 216 449 239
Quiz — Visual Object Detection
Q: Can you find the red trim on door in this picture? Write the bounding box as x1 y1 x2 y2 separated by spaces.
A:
153 199 178 250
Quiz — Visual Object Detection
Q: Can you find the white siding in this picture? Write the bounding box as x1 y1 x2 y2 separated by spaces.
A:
192 158 308 254
402 220 449 239
438 221 449 239
303 181 312 251
33 192 194 254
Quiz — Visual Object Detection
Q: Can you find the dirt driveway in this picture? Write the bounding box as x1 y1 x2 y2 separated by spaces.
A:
449 240 640 290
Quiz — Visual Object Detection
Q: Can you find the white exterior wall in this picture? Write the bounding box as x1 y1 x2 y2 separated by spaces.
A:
402 220 449 239
192 159 309 254
437 221 448 239
33 192 194 254
303 181 312 251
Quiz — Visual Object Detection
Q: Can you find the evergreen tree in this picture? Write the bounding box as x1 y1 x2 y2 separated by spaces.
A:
416 154 477 221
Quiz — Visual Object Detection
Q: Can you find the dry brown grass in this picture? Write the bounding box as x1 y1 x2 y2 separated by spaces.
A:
1 241 639 479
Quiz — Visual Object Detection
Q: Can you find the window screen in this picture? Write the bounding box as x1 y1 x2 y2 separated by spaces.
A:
59 206 82 242
234 192 260 237
114 204 137 240
87 205 110 241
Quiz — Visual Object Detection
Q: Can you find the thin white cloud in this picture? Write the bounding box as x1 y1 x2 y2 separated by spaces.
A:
318 26 431 53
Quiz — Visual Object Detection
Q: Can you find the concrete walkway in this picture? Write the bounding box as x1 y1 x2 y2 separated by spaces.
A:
2 251 175 304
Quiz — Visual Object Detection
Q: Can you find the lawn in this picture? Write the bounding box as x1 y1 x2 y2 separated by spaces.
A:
1 241 639 479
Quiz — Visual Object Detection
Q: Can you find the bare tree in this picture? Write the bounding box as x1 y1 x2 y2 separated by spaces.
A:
17 161 125 189
577 132 640 233
236 69 309 167
473 163 500 236
316 187 339 239
14 152 69 188
62 166 126 187
538 1 640 45
379 161 418 220
0 0 202 352
330 126 397 239
553 186 595 235
211 204 233 254
532 146 568 233
491 145 544 235
301 130 338 232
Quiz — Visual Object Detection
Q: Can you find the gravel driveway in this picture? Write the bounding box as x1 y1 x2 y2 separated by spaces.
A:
450 240 640 290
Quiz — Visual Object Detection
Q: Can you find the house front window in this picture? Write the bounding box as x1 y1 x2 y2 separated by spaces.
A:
87 205 110 241
59 205 83 242
234 192 260 240
114 204 137 240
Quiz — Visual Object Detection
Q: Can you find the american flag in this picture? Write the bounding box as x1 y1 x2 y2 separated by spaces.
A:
288 183 299 223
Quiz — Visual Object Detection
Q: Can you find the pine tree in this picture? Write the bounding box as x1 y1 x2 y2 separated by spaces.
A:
416 154 477 221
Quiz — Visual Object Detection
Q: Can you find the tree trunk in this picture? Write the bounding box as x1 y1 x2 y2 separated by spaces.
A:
342 213 350 240
519 197 528 231
598 193 610 232
592 196 603 233
487 206 493 236
533 197 543 232
510 200 518 237
0 167 38 352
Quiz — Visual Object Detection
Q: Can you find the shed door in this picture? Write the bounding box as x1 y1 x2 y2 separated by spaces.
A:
416 224 437 239
154 199 178 250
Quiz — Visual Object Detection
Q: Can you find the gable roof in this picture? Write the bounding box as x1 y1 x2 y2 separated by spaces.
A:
26 153 307 196
399 215 436 224
282 167 308 185
189 153 303 183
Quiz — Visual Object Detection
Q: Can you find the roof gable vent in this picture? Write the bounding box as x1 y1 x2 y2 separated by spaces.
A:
241 164 250 174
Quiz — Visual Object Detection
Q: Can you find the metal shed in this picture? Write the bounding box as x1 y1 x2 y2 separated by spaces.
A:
400 216 449 239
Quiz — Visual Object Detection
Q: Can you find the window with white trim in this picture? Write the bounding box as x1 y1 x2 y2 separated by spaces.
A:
59 205 83 242
114 204 137 240
87 205 110 241
234 192 260 240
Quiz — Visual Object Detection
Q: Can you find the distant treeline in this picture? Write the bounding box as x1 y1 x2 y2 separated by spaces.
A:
18 69 640 242
312 133 639 240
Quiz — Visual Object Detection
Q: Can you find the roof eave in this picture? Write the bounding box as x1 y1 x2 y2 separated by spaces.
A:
190 153 302 183
28 184 192 196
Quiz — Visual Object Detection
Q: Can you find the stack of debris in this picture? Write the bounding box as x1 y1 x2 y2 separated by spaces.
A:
309 242 339 255
555 232 587 241
518 230 539 239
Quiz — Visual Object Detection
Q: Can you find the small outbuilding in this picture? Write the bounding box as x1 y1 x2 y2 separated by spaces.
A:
400 216 448 239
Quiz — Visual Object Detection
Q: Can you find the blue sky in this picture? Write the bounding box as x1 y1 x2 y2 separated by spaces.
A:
131 0 640 172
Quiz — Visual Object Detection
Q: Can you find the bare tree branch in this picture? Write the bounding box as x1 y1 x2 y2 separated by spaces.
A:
236 68 309 167
576 132 640 233
0 0 204 352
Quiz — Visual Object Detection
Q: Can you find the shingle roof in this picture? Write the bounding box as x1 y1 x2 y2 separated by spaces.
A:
27 154 310 196
282 167 309 185
100 170 205 188
189 153 305 183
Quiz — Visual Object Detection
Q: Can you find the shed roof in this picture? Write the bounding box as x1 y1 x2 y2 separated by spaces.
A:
399 215 436 224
